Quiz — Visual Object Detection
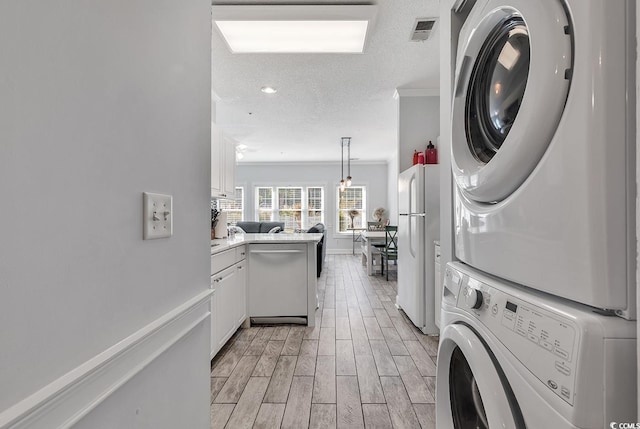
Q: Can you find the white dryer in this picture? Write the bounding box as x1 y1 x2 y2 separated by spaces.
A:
450 0 636 317
436 262 636 428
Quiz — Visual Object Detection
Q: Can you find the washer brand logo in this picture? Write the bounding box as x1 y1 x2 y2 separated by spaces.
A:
610 423 640 429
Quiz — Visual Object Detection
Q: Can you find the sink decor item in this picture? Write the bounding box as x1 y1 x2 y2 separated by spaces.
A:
348 209 359 228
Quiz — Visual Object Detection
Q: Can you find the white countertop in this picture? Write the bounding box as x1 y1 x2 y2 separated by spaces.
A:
211 233 323 255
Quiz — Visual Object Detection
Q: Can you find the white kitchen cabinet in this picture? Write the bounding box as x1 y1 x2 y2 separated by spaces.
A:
236 262 247 325
222 134 236 197
210 245 247 358
211 124 236 199
213 264 238 351
211 124 223 196
234 245 247 326
209 287 220 359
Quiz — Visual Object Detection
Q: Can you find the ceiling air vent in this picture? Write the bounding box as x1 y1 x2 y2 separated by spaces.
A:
411 18 437 42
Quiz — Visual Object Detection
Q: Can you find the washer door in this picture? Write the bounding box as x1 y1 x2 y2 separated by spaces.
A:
436 324 523 429
451 0 571 203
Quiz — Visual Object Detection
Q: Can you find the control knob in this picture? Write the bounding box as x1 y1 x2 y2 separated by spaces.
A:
465 287 483 309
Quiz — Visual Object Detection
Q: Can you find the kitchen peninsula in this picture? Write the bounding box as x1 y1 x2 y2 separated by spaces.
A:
209 233 322 358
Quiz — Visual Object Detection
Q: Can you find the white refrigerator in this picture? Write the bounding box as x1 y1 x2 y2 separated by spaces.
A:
397 164 440 334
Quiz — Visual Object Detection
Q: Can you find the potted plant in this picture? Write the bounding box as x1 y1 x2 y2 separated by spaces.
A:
211 205 219 240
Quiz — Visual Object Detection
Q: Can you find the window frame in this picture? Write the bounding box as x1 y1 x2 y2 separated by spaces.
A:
254 185 325 231
216 186 244 226
335 185 367 235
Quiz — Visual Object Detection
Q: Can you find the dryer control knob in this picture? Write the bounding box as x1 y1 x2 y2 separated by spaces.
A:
465 288 483 309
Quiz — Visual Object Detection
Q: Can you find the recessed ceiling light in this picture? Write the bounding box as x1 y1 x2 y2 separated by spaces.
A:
212 5 377 54
261 86 277 94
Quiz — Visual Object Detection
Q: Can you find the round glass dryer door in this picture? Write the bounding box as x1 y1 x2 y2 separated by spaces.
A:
451 0 571 203
436 324 524 429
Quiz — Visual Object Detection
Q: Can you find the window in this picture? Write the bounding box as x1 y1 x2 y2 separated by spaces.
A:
307 187 324 226
336 186 366 233
255 186 325 231
217 187 244 225
278 187 302 231
256 187 274 221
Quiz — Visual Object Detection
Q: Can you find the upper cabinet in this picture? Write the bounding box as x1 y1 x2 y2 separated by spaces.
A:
222 133 236 197
211 124 236 198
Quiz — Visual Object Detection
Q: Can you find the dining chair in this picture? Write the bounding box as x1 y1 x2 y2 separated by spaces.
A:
368 221 385 271
380 226 398 281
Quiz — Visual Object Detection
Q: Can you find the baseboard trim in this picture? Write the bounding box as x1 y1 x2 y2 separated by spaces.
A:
326 249 354 255
0 289 213 429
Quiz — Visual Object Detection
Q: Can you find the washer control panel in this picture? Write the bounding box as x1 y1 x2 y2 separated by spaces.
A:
456 275 579 405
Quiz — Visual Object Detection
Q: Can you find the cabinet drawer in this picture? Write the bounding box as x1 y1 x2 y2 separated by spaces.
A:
211 248 236 275
235 245 247 262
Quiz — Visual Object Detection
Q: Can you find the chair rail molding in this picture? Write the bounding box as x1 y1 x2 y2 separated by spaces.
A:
0 290 213 429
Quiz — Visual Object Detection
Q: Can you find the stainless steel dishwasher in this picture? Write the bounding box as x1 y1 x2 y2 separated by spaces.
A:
248 243 308 323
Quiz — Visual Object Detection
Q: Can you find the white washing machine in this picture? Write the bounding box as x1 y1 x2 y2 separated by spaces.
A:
450 0 636 318
436 262 636 428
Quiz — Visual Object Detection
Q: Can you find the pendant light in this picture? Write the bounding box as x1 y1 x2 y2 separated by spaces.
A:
339 139 346 192
344 137 352 187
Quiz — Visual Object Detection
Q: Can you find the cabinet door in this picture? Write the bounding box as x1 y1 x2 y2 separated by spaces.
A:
210 286 219 359
211 124 223 196
236 262 247 325
434 261 442 329
223 135 236 197
213 265 237 349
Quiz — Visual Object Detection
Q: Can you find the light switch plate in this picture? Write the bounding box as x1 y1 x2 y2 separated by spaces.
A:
143 192 173 240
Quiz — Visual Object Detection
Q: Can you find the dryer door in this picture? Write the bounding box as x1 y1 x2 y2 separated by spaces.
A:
451 0 571 203
436 323 523 429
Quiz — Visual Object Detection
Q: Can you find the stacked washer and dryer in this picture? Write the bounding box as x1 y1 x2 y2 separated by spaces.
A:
438 0 638 428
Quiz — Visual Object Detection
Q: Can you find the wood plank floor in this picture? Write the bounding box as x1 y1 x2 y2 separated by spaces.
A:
210 254 439 429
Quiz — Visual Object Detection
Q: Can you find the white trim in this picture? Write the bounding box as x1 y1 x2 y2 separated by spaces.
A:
327 249 353 255
394 88 440 98
0 290 213 429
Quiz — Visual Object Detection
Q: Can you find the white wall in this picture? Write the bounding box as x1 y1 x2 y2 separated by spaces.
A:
396 92 440 173
387 153 399 225
236 162 388 253
0 1 211 427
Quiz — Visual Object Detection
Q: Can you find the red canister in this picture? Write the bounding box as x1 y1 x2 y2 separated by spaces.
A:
412 150 419 165
425 141 438 164
417 152 425 165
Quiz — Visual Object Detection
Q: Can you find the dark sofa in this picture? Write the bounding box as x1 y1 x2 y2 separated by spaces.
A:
236 221 284 233
307 223 326 278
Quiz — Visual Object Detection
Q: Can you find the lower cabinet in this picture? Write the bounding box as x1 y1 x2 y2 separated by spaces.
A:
214 264 238 352
209 287 217 359
236 262 247 325
210 246 247 359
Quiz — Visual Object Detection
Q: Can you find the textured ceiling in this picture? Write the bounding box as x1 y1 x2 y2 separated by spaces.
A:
212 0 440 163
